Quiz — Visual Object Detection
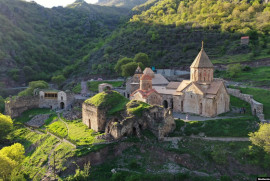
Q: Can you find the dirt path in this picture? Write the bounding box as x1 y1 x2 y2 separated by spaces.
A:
173 113 244 121
164 136 249 142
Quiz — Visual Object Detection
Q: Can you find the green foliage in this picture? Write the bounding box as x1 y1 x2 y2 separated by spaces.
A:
249 123 270 153
134 52 150 67
0 143 25 180
126 100 151 117
18 80 48 97
226 63 242 78
87 81 123 92
65 162 91 181
0 113 13 140
51 75 66 87
114 57 133 74
121 62 138 77
114 52 150 77
0 0 129 83
172 116 259 137
0 96 4 113
72 83 82 94
15 108 52 123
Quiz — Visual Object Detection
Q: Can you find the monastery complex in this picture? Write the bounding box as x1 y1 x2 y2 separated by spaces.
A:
129 44 230 117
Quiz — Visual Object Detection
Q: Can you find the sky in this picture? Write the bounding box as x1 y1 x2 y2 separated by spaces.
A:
25 0 99 8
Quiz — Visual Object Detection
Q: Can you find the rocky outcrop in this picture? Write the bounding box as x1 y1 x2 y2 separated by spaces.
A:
227 88 265 121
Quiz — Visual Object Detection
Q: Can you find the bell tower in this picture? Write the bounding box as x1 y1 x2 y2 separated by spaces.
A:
190 42 214 83
140 74 152 91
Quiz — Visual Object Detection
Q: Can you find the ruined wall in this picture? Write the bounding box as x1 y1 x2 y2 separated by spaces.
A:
227 88 264 121
5 96 39 118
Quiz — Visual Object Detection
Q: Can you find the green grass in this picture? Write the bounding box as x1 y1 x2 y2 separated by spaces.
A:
170 116 259 137
72 83 82 94
215 66 270 87
126 100 152 117
87 81 124 92
66 119 104 146
85 91 129 116
230 95 252 115
15 108 52 123
47 120 68 138
44 113 58 125
230 86 270 119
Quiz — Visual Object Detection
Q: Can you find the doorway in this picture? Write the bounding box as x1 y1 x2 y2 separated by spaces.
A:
163 100 168 108
60 102 65 109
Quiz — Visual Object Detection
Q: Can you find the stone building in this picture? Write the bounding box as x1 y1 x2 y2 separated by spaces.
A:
82 91 175 139
36 89 75 110
126 66 169 98
130 74 162 105
128 43 230 117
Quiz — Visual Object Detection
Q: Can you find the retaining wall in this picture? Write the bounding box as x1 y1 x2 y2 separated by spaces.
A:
227 88 265 121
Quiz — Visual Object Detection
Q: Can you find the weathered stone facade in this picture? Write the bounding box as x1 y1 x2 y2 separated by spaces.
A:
38 90 74 110
5 96 39 118
228 88 265 121
131 74 162 105
106 106 175 139
82 103 107 132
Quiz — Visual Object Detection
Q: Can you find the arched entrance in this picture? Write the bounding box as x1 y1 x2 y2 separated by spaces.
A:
60 102 65 109
163 100 168 108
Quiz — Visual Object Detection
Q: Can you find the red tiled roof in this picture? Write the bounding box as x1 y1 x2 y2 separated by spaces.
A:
140 74 152 80
131 89 158 98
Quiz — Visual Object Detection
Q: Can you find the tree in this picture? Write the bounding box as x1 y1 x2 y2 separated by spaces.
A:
121 62 138 77
0 96 4 113
249 123 270 153
134 53 150 67
18 80 49 97
114 57 133 74
226 63 242 78
0 114 13 140
0 143 25 180
51 75 66 87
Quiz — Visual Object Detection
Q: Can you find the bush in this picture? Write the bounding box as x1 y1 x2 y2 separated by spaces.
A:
0 113 13 140
226 63 242 78
18 80 49 97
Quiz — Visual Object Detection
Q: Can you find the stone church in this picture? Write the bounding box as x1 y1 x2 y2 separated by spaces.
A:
128 43 230 117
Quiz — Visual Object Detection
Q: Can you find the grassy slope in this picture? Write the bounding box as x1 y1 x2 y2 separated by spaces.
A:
216 66 270 87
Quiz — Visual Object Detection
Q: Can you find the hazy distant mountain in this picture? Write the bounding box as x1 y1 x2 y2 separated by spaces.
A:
97 0 148 9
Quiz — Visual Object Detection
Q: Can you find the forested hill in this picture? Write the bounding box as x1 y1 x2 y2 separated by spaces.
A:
0 0 128 87
97 0 148 9
72 0 269 78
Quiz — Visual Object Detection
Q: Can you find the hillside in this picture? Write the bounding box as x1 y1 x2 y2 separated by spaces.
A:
97 0 148 9
73 0 269 78
0 0 128 88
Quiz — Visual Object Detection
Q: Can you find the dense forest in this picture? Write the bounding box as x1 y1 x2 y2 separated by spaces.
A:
0 0 269 90
0 0 129 87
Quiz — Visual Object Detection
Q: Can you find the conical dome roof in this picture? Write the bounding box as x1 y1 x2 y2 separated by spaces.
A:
143 68 155 78
134 66 142 74
190 42 213 68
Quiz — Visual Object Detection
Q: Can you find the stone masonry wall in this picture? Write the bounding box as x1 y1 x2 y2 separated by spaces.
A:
227 88 265 121
5 96 39 118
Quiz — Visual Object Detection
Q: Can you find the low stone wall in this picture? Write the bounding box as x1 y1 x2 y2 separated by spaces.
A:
5 96 39 118
227 88 265 121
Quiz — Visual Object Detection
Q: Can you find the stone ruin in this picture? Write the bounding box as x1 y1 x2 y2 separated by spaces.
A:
82 91 176 140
